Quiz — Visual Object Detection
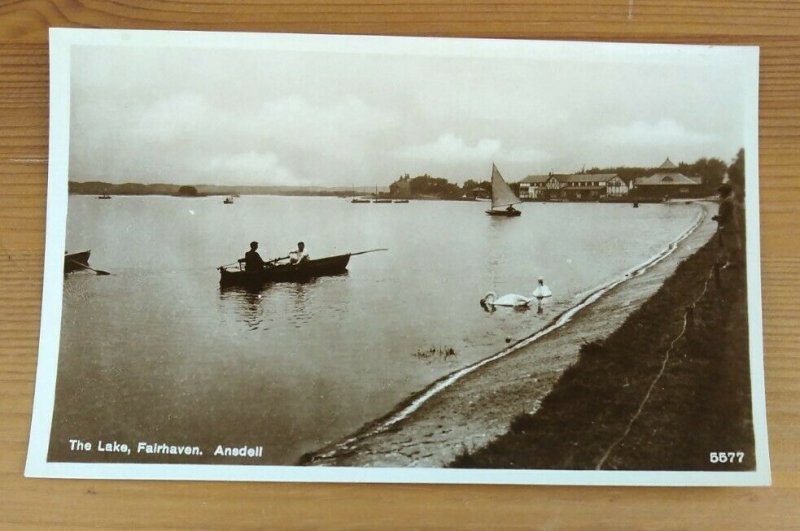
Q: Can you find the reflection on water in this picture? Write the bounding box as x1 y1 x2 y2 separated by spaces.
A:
287 281 311 329
224 289 266 331
218 271 349 331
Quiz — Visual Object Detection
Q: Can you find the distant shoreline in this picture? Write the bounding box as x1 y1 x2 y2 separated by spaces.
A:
68 181 391 198
69 189 702 205
68 181 713 203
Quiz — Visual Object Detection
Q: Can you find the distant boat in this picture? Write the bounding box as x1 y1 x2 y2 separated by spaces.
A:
351 197 371 204
371 186 391 203
485 164 522 217
98 194 111 199
393 199 409 203
64 250 91 273
223 196 234 204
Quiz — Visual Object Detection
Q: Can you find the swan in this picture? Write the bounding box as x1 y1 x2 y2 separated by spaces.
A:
480 278 552 310
532 278 552 301
480 291 532 308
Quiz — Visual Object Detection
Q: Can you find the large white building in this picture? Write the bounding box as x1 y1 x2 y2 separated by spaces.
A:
519 173 629 200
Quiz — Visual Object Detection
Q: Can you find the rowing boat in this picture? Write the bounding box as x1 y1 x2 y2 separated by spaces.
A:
64 250 91 273
219 253 351 287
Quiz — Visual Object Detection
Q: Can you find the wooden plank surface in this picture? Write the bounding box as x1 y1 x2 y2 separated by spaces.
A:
1 1 798 528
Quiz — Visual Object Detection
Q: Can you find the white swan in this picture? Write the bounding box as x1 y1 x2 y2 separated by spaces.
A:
532 278 552 314
480 291 532 308
532 278 552 300
480 278 552 310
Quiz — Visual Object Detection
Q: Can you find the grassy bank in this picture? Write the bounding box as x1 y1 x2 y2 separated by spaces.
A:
452 236 755 471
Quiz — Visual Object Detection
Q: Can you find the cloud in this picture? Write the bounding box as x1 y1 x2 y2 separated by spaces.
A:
593 119 716 147
133 93 213 143
395 134 501 163
504 146 550 164
206 150 302 186
259 96 399 154
69 44 747 186
394 134 550 175
105 93 402 185
567 118 724 169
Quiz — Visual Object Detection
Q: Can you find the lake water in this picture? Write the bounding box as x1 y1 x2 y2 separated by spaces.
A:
49 195 705 465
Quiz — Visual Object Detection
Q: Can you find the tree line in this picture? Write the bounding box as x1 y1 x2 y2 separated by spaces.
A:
389 150 745 199
388 174 490 199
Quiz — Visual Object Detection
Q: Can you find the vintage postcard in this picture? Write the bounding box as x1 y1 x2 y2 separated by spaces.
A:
26 28 769 485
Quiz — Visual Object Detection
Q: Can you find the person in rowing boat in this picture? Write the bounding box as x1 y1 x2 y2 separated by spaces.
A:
289 241 310 265
243 241 266 271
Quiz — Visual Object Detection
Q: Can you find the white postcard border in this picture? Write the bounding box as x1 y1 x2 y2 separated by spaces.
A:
25 28 770 486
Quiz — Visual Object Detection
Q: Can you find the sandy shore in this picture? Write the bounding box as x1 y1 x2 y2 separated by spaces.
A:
303 202 718 467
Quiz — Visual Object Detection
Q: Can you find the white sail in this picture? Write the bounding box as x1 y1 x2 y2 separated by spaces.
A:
490 164 521 209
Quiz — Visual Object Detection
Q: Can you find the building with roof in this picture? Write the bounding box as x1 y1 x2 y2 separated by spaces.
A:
464 185 490 200
631 157 703 199
519 172 629 201
517 174 553 199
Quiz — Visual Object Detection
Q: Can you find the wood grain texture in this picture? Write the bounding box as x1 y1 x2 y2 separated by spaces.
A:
0 1 798 528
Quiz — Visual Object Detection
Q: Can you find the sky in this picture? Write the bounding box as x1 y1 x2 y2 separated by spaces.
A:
67 34 756 187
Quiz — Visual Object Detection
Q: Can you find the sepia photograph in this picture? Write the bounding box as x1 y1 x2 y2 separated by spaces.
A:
26 28 768 485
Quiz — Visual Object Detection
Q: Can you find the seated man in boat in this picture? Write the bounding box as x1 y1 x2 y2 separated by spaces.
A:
243 241 266 271
288 241 310 265
505 205 518 214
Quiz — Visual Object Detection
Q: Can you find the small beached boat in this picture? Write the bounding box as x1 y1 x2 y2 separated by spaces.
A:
64 250 91 273
486 164 522 217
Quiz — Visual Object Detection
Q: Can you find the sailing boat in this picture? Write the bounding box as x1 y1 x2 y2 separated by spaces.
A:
373 185 392 203
486 163 522 216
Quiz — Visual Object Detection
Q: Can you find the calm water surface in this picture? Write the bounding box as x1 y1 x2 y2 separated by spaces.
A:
50 195 703 464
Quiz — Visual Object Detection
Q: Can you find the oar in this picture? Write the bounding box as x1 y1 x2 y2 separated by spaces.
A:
220 255 289 271
68 259 110 276
350 248 388 256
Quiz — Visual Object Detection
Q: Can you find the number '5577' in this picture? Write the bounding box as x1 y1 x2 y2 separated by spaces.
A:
709 452 744 463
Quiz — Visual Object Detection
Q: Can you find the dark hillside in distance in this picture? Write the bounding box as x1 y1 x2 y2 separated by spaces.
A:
68 181 387 197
